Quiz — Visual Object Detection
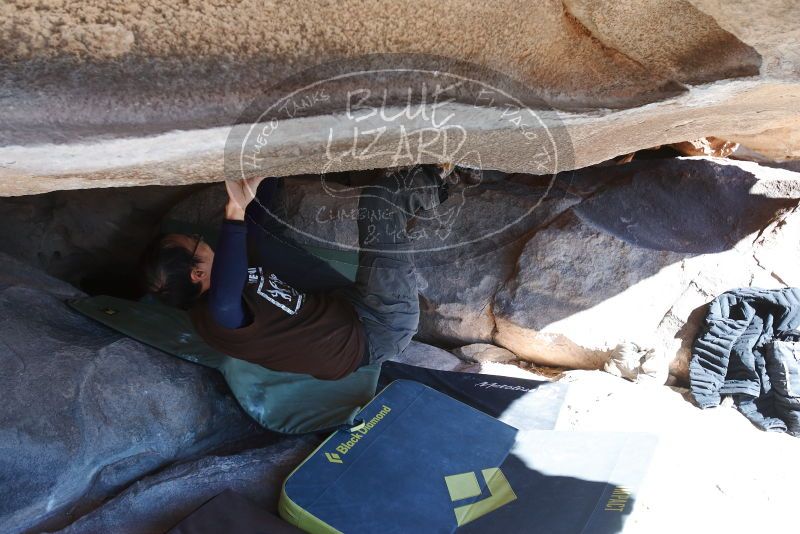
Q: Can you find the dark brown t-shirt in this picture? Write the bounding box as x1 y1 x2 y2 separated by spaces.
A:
190 268 366 380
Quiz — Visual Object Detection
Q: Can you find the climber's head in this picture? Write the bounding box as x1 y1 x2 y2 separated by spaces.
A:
141 233 215 309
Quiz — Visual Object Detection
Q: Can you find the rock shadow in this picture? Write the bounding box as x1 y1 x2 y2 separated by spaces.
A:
495 158 798 334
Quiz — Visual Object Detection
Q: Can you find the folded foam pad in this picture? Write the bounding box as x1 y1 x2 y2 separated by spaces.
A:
68 295 381 434
280 380 657 534
279 380 519 533
378 361 567 430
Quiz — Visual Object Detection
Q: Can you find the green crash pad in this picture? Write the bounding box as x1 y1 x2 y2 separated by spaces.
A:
68 295 380 434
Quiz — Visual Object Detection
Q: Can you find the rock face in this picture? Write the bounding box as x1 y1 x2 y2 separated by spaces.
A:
274 157 800 382
5 156 795 387
452 343 518 365
2 4 799 527
389 341 467 372
2 235 799 531
493 158 800 378
54 440 315 534
0 184 199 295
1 1 799 195
0 253 272 533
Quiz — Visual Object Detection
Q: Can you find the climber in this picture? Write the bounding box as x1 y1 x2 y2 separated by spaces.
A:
141 166 448 380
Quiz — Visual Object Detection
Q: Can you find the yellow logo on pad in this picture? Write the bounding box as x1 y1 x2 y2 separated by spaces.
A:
445 468 517 526
325 452 342 464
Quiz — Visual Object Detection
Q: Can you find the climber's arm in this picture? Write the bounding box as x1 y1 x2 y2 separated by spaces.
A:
206 178 266 329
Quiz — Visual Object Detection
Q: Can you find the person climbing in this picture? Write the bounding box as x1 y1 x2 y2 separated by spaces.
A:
141 165 448 380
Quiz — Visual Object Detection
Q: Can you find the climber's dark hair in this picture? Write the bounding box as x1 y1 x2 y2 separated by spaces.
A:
140 234 202 310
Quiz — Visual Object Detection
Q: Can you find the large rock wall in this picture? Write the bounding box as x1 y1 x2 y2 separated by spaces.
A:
0 253 285 533
273 158 800 381
2 156 797 384
0 184 200 294
1 1 799 195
